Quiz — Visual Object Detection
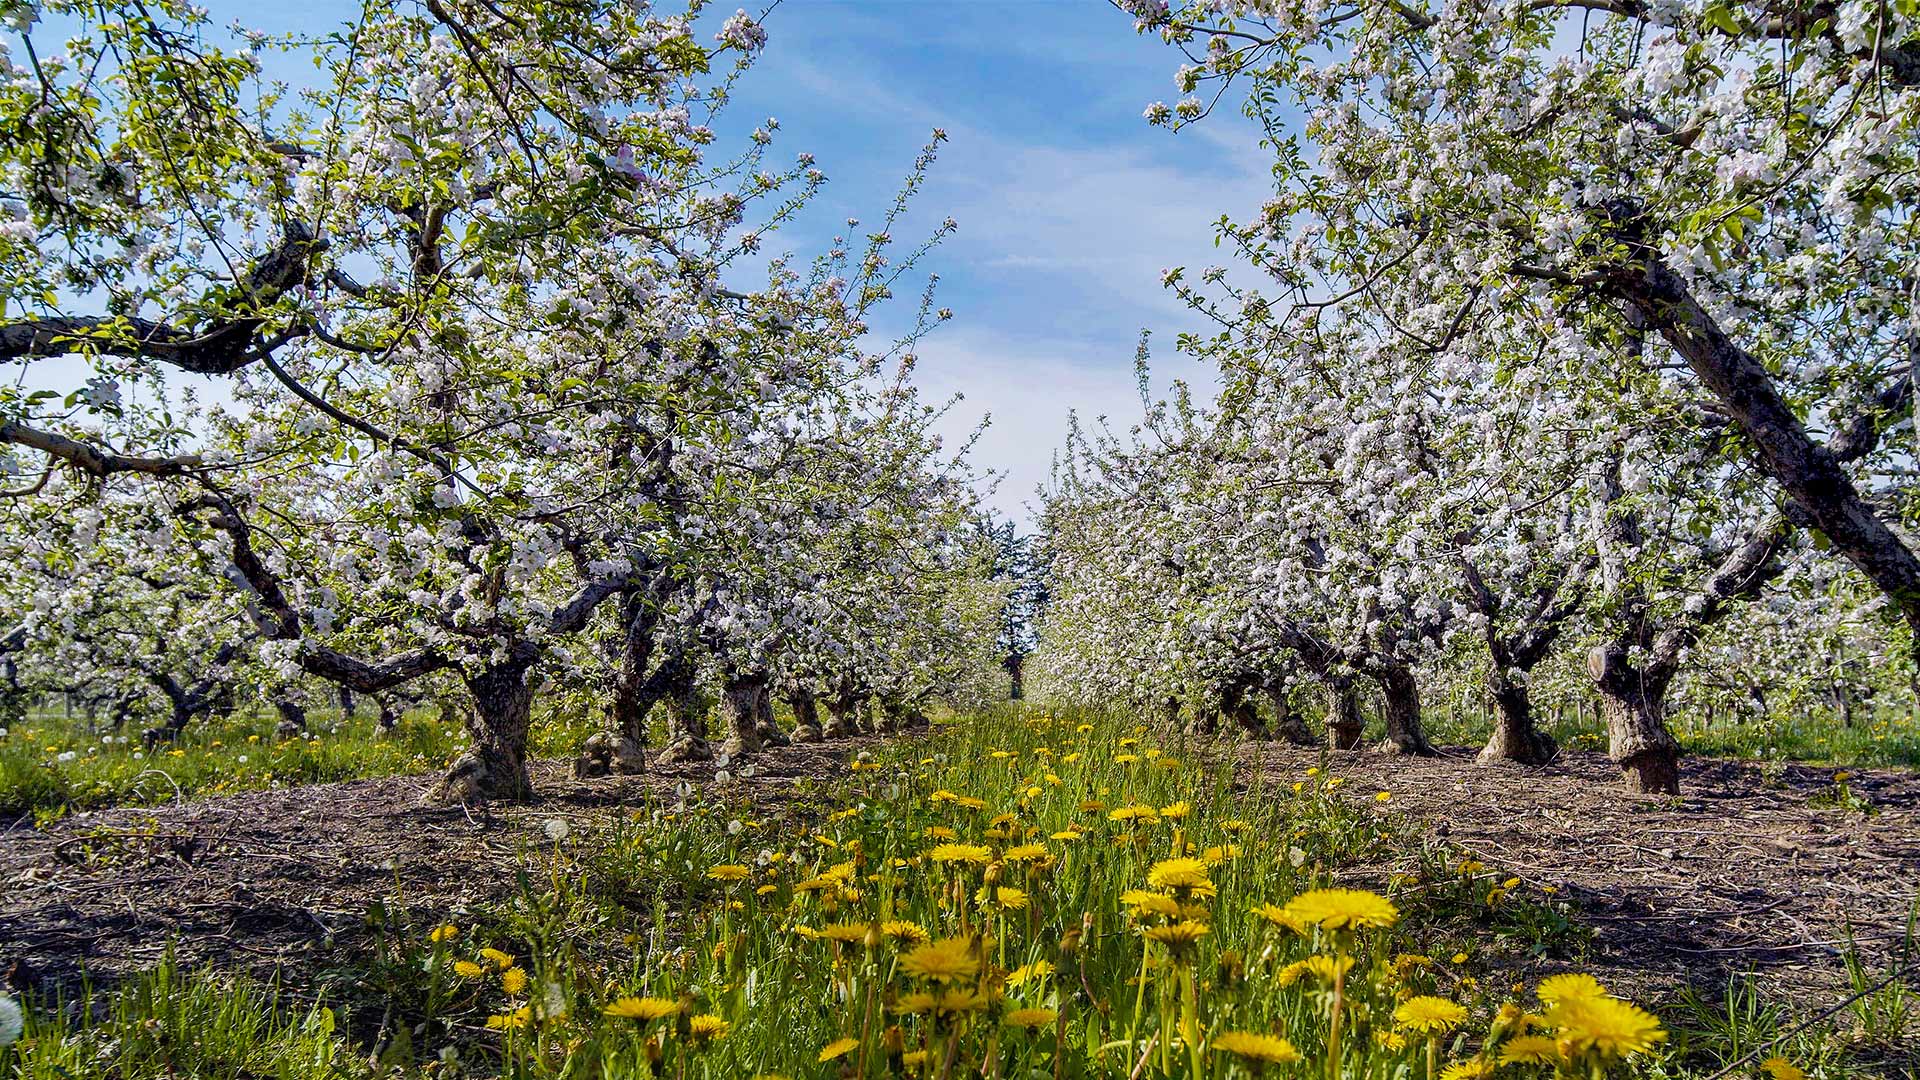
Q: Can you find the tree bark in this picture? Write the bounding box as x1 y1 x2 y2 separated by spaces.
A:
788 689 824 743
427 645 538 803
1160 695 1182 734
1325 679 1364 750
273 698 308 738
1587 644 1681 794
718 670 769 759
1264 684 1318 746
1374 662 1435 755
823 687 860 739
1005 653 1025 701
655 669 713 765
1478 672 1556 766
1594 229 1920 646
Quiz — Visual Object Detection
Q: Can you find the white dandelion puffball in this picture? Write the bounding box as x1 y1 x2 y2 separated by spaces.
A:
0 994 23 1046
543 818 569 843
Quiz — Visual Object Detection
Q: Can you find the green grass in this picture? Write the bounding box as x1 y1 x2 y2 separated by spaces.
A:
4 706 1909 1078
0 705 601 823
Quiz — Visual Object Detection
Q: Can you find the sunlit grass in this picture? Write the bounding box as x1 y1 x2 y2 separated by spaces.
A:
6 705 1836 1079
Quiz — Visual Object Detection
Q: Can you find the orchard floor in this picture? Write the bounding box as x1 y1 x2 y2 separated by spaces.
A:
2 734 1916 1010
1242 743 1920 999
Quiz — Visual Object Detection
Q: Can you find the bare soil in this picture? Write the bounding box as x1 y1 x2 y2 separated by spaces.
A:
1243 743 1920 998
0 736 884 996
3 736 1916 1011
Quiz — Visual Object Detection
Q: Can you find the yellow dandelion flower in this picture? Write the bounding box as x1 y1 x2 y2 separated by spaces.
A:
486 1005 532 1031
1051 829 1083 842
902 1050 929 1067
893 992 936 1014
1280 888 1400 931
1250 902 1305 932
707 864 750 882
1212 1031 1302 1064
934 988 990 1013
1759 1058 1806 1080
954 796 988 811
1305 953 1355 982
882 919 930 945
500 966 528 995
604 997 685 1021
1121 889 1182 919
1498 1035 1563 1066
1146 857 1212 892
1536 973 1608 1006
1142 920 1210 958
929 842 992 865
926 825 957 840
453 960 486 978
900 937 980 983
1441 1060 1494 1080
1006 959 1055 988
688 1014 730 1042
1376 1030 1409 1051
1396 996 1469 1034
1547 996 1666 1058
991 886 1029 910
819 921 875 946
1108 804 1158 823
479 947 515 971
428 923 459 944
817 1036 859 1062
1005 1007 1058 1028
1159 800 1192 819
1004 843 1049 862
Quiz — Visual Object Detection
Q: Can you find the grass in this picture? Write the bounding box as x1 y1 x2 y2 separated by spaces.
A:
0 704 601 823
4 705 1909 1078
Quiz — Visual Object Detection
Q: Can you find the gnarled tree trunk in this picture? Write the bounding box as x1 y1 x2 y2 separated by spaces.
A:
1325 678 1364 750
655 667 712 765
1588 645 1681 794
823 687 860 739
788 688 824 743
428 644 539 803
1478 672 1556 766
719 669 769 759
1374 662 1434 756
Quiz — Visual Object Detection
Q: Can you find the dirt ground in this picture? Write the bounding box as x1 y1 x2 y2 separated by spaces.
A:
1242 744 1920 997
3 736 1917 1010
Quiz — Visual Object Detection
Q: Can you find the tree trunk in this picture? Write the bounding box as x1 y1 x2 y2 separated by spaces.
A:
1326 680 1364 750
856 695 880 734
428 646 538 803
754 679 789 747
1265 684 1318 746
719 671 768 759
788 689 824 743
1006 654 1025 701
273 698 308 738
823 689 860 739
1588 645 1681 794
1478 673 1555 766
337 686 357 719
654 672 713 765
1161 695 1182 733
1375 663 1435 755
876 696 908 735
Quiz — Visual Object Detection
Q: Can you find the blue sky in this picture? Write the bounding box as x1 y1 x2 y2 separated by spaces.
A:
21 1 1277 525
718 2 1273 523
